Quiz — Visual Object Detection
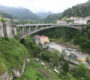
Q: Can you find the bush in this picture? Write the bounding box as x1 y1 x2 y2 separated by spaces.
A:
62 61 69 73
73 63 89 77
86 56 90 63
41 51 51 62
0 38 28 73
0 58 7 75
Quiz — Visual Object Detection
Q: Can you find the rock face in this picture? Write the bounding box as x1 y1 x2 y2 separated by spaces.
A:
0 58 30 80
26 57 30 63
13 61 25 78
0 71 13 80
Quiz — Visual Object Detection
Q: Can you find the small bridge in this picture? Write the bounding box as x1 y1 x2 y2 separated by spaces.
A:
17 23 86 39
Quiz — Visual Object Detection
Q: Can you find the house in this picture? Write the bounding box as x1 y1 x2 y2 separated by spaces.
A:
56 20 67 24
40 36 50 44
34 35 41 44
40 36 50 48
68 17 88 24
85 16 90 20
34 35 50 48
12 19 20 23
68 17 78 20
74 18 87 24
48 43 64 52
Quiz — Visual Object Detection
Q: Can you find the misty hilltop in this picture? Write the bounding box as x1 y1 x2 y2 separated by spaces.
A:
36 12 53 19
0 5 39 20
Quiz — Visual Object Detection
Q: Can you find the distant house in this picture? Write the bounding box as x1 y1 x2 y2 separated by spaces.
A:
12 19 19 23
85 16 90 20
68 17 88 24
68 17 78 20
74 18 87 24
56 20 67 24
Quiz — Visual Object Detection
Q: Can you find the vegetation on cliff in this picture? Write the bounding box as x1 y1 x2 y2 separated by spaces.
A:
0 38 27 75
0 36 90 80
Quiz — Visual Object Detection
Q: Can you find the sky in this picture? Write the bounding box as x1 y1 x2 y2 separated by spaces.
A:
0 0 88 13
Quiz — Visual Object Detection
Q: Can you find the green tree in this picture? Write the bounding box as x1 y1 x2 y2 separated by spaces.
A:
75 63 89 77
62 61 69 73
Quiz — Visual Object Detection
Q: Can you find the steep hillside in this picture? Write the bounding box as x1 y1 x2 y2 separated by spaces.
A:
62 0 90 17
45 0 90 22
0 5 39 20
0 38 28 80
0 11 13 19
44 13 62 22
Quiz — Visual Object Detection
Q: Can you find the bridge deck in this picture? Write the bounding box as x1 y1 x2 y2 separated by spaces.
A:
17 23 86 27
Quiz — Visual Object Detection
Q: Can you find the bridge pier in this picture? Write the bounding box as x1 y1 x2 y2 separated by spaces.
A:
35 26 39 30
19 27 25 38
75 25 85 30
27 26 31 33
20 27 24 33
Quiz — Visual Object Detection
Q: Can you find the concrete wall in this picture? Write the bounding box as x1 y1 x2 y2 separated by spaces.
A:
0 20 14 38
5 21 13 38
0 21 4 37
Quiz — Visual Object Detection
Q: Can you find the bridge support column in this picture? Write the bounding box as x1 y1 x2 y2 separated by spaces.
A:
40 26 43 29
27 26 31 33
35 26 40 30
20 27 25 34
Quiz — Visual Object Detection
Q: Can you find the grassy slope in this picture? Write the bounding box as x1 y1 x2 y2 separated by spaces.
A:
15 58 61 80
0 37 90 80
0 37 61 80
0 38 27 75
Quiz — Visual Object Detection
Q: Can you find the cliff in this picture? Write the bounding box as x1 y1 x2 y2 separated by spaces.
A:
0 38 30 80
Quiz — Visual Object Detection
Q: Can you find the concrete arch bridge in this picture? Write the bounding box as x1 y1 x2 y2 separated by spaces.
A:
17 23 86 39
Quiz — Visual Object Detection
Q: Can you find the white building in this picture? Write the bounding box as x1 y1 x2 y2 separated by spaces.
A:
12 19 19 23
48 43 64 52
85 16 90 20
74 18 87 24
68 17 88 24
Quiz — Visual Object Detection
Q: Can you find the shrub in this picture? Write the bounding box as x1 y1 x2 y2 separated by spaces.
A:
41 51 51 62
86 56 90 63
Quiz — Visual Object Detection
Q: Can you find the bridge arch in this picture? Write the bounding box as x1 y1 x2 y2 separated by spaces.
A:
17 24 85 39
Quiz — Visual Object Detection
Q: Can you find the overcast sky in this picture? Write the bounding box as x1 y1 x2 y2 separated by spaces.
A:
0 0 88 13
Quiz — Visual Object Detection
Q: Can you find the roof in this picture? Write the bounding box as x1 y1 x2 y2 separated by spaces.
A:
40 36 48 38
